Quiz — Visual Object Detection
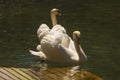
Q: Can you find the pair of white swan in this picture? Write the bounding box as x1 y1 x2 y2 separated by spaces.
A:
29 8 87 65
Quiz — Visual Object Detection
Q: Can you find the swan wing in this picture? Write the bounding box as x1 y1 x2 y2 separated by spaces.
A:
41 25 67 47
58 44 79 61
37 24 50 40
68 39 76 51
61 34 70 48
29 50 47 59
36 44 42 51
50 25 66 34
50 24 70 47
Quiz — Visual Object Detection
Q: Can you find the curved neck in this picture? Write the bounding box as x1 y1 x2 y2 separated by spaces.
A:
51 13 57 26
73 37 81 54
73 35 86 62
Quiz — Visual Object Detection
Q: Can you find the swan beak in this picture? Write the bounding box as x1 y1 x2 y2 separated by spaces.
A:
59 13 62 16
77 36 80 44
58 10 62 16
78 36 80 44
78 36 80 39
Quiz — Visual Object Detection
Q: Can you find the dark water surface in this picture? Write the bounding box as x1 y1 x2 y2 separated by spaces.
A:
0 0 120 80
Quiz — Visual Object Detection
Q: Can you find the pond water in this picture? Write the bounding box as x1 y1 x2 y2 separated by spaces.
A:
0 0 120 80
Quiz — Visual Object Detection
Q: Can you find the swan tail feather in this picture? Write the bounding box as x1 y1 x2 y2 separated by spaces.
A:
29 50 47 59
29 50 40 56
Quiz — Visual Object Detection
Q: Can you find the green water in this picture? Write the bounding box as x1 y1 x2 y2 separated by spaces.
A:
0 0 120 80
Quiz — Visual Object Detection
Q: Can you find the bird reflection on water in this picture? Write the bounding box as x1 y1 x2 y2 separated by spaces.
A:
30 61 48 77
30 62 80 79
63 66 80 80
30 62 102 80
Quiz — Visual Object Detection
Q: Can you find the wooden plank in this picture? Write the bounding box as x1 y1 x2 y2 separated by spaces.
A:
20 68 40 80
3 67 29 80
0 68 20 80
11 68 34 80
0 76 6 80
0 71 13 80
0 67 103 80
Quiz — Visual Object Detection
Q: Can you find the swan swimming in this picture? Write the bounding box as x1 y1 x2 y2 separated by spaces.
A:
36 8 61 51
29 8 87 65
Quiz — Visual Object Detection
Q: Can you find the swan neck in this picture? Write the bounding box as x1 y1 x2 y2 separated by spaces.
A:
74 39 80 54
51 13 57 26
73 35 83 56
73 34 87 62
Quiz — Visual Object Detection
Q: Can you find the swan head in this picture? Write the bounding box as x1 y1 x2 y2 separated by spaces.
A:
51 8 61 16
73 31 81 44
73 31 80 38
50 8 61 26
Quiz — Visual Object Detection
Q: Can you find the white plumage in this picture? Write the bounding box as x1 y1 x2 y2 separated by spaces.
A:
29 8 87 65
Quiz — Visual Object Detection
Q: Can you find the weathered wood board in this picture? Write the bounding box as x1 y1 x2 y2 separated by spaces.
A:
0 67 103 80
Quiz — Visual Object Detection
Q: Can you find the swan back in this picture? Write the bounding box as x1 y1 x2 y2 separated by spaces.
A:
41 25 67 47
50 25 66 34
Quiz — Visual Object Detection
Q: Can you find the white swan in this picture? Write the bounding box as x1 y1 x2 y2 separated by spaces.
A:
35 8 61 51
40 30 87 64
29 8 87 64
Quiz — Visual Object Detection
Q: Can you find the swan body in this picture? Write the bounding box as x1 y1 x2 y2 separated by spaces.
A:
30 29 87 64
40 29 87 64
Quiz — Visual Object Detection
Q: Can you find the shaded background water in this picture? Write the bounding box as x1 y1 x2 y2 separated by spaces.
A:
0 0 120 80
